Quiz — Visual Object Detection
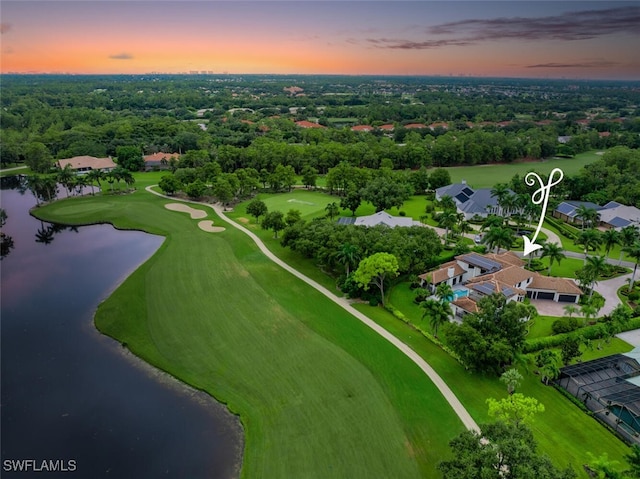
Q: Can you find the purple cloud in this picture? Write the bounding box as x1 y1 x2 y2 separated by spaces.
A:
109 53 133 60
367 6 640 50
526 61 620 69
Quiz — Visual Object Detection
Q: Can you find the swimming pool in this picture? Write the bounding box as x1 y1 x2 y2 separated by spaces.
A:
449 288 469 301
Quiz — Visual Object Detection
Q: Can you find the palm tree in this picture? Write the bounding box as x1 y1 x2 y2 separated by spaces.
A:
584 255 608 300
580 303 598 324
500 368 523 395
438 195 456 213
435 283 453 302
501 193 518 224
575 205 600 230
325 202 339 220
482 226 513 254
563 304 579 319
420 298 453 338
623 240 640 289
106 171 117 192
619 226 640 265
481 214 503 232
541 242 565 275
490 183 511 216
523 201 542 229
601 229 620 259
454 212 466 237
335 243 360 276
57 164 75 197
86 169 104 195
576 229 602 264
438 210 458 244
119 169 135 191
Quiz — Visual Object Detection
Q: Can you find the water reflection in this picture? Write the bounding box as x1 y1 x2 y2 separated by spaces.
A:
0 177 243 478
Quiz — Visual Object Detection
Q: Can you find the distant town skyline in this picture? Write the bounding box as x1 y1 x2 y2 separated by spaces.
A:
1 1 639 80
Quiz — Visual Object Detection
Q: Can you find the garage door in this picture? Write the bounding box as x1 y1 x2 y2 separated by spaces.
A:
536 292 555 300
558 294 577 303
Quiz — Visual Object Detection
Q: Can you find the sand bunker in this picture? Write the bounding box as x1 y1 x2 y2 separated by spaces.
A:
198 220 225 233
164 203 207 219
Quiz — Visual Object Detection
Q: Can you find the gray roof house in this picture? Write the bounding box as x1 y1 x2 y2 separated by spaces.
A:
553 200 602 224
435 181 505 219
337 211 419 228
598 201 640 230
553 200 640 230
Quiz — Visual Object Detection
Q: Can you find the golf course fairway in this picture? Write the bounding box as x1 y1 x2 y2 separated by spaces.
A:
32 187 464 478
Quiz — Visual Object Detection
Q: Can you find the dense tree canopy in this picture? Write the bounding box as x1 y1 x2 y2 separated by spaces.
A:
439 422 576 479
445 294 535 375
281 220 442 277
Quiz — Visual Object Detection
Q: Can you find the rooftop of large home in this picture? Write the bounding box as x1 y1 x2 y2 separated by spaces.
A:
338 211 419 228
418 260 465 285
421 250 582 316
554 200 602 219
466 263 532 287
554 200 640 229
527 274 583 295
455 253 502 273
351 125 374 132
599 201 640 229
143 152 181 163
295 120 325 129
435 182 505 219
57 155 117 172
466 278 524 299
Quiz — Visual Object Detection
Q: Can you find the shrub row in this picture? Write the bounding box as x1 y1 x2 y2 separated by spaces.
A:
545 215 580 241
524 316 640 353
383 304 464 365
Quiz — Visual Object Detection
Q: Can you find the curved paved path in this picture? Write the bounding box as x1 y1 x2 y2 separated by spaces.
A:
146 186 480 433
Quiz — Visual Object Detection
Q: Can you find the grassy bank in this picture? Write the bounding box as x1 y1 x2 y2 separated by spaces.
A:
33 187 464 478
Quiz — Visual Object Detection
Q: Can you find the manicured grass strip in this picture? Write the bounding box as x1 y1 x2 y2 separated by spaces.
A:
442 151 601 189
34 192 464 478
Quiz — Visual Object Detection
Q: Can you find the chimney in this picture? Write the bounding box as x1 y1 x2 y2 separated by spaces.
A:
461 179 466 185
448 267 455 278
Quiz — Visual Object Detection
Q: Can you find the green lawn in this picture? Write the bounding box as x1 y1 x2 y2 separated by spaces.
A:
441 150 602 189
356 300 633 474
33 188 465 478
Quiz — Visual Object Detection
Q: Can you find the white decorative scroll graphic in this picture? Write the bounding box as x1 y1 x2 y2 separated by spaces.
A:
522 168 564 256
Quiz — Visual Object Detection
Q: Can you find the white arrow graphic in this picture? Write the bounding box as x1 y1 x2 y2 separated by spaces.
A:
522 168 564 256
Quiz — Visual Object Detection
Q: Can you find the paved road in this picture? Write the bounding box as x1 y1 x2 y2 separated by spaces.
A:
146 186 480 433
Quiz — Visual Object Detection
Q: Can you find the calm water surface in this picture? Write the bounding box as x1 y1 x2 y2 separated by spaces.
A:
1 179 243 478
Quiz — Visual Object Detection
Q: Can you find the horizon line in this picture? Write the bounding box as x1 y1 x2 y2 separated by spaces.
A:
1 72 639 82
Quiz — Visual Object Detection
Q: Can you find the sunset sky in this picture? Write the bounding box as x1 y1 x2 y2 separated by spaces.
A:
1 1 639 79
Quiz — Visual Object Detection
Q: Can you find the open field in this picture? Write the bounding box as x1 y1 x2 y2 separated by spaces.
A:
33 188 464 478
441 150 601 189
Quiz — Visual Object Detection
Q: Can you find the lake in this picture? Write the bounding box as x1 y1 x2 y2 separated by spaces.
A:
0 177 243 478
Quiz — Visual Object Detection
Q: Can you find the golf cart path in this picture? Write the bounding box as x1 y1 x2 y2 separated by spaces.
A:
146 186 480 433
